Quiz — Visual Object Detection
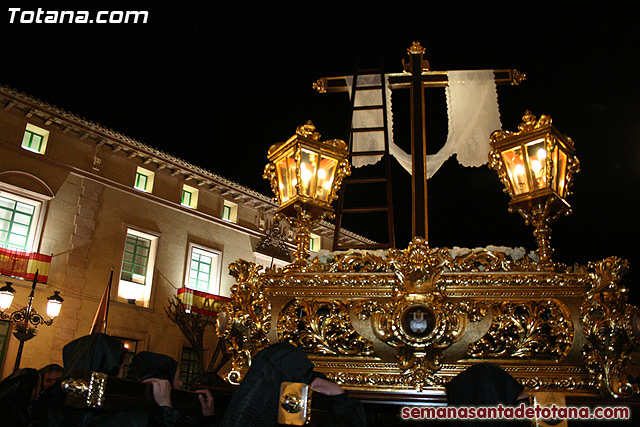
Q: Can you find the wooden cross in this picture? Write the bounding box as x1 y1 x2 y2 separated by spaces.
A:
314 42 525 240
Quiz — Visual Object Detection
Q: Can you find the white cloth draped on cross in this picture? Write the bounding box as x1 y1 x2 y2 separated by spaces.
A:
345 70 501 178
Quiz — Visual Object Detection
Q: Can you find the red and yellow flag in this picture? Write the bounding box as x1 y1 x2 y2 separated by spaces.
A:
0 248 52 283
176 287 230 317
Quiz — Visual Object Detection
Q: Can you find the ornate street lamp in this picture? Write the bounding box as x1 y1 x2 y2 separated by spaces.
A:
489 111 580 267
0 271 64 371
264 121 350 270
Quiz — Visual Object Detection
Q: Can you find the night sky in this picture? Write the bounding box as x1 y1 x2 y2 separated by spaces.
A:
2 3 639 302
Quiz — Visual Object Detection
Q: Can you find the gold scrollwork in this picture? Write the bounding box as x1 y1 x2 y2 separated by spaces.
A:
352 238 473 390
466 300 573 360
407 41 426 55
216 260 272 384
581 257 639 398
305 244 549 275
511 69 526 85
307 251 391 273
278 299 374 357
387 237 449 295
312 77 328 93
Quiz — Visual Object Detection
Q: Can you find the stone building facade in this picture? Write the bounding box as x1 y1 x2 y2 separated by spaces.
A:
0 85 372 380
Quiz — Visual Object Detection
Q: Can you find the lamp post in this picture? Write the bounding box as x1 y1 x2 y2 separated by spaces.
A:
0 271 64 371
489 111 580 267
264 121 350 270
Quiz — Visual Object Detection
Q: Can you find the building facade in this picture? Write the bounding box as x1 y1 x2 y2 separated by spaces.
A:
0 85 372 380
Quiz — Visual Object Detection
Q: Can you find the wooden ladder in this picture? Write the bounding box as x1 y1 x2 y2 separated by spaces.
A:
332 66 395 251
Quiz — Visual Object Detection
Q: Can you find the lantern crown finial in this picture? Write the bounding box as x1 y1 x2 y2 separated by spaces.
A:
296 120 321 140
518 110 552 133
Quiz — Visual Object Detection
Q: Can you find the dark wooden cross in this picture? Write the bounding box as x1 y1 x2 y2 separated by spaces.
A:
314 42 525 240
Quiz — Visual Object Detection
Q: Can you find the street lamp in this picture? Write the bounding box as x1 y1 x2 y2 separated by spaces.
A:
489 111 580 267
0 271 64 371
264 121 350 270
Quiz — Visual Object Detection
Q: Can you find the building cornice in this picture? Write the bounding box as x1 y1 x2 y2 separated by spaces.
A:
0 85 375 246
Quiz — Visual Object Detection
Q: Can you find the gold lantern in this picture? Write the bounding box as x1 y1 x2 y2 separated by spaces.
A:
489 111 580 266
264 121 350 270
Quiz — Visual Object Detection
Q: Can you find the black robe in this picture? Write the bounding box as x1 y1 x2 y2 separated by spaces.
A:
220 342 366 427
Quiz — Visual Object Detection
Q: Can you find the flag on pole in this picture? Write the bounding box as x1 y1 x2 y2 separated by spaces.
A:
90 268 114 335
0 248 52 283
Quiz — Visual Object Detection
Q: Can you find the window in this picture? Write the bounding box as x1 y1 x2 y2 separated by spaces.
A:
21 124 49 155
181 184 199 209
179 347 199 390
134 167 154 193
185 243 222 294
118 228 158 307
309 233 321 252
113 336 138 377
0 191 44 252
222 200 237 223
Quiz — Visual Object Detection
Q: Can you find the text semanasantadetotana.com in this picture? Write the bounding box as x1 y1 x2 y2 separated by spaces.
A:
400 404 630 421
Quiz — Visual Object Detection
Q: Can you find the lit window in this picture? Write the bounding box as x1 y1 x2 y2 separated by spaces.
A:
21 124 49 155
309 233 321 252
0 191 44 252
222 200 237 223
134 167 154 193
181 185 199 209
118 228 158 307
185 244 222 294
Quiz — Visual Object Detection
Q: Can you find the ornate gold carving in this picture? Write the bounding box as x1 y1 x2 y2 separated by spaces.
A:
581 257 639 398
216 260 271 384
351 238 480 391
278 299 374 357
295 120 322 140
219 238 639 398
512 69 526 85
312 77 328 93
307 246 557 275
283 205 335 272
387 237 449 295
467 300 573 360
61 371 107 409
491 111 552 143
407 41 426 55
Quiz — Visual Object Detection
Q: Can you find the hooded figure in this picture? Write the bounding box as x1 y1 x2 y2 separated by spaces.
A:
221 342 365 427
445 363 526 427
62 333 126 377
33 334 137 427
127 351 179 385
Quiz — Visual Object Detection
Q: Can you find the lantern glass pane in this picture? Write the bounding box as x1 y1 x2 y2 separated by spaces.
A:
47 299 62 318
287 151 298 198
526 139 548 191
276 150 296 202
501 146 529 195
300 149 319 198
556 149 568 197
315 156 338 202
0 291 14 311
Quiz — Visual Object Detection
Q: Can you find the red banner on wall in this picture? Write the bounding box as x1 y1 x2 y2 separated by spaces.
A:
0 248 52 283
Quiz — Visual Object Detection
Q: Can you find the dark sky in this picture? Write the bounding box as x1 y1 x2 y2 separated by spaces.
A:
3 2 640 301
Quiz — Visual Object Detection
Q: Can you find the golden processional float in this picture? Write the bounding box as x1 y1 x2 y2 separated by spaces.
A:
214 43 640 404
